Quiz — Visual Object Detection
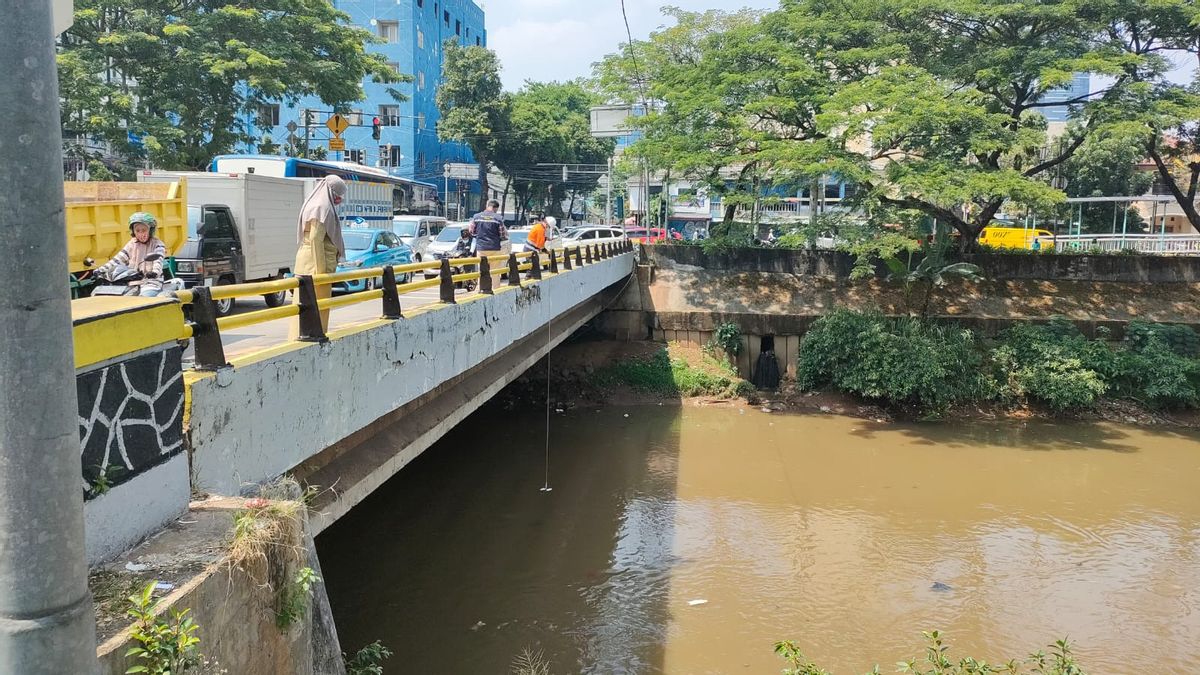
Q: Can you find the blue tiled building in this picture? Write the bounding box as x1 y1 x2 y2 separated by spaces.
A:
249 0 486 204
1038 73 1091 122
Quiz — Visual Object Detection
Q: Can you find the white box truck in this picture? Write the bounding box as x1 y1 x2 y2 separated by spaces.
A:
139 171 304 315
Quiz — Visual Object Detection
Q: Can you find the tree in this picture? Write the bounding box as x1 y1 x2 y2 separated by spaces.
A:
59 0 406 170
494 81 614 221
437 40 508 212
595 1 1152 249
1060 124 1152 233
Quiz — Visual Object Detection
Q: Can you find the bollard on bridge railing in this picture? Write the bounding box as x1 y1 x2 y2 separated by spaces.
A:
585 245 593 264
507 253 521 287
381 266 402 320
191 286 229 370
549 249 559 274
296 275 327 342
575 246 583 267
529 251 543 280
563 247 573 270
478 255 494 295
439 258 456 304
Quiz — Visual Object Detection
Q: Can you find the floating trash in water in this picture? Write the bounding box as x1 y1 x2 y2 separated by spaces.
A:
930 582 953 592
688 599 708 606
761 407 771 413
470 620 486 631
623 413 630 418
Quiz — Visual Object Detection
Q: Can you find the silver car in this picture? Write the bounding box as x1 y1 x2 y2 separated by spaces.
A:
391 215 447 263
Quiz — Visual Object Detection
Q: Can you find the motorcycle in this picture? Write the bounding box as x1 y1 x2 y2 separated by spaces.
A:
436 246 478 292
92 253 185 297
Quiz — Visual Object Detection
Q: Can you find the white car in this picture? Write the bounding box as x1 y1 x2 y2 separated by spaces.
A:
508 225 565 253
563 226 627 246
423 223 510 277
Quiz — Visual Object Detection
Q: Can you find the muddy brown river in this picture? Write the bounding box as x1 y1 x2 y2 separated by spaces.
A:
318 405 1200 673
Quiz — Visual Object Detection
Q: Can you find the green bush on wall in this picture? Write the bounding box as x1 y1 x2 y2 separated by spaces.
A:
797 310 1200 413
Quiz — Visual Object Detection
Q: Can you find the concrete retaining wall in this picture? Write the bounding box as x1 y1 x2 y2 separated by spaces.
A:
187 254 634 496
649 244 1200 282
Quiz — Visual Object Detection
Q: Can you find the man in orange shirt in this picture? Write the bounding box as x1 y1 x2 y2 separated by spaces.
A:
527 215 548 252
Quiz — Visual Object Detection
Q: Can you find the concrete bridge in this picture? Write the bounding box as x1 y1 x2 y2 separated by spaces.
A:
74 243 636 563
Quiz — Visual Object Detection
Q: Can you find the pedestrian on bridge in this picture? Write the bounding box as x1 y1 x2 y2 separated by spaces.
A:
290 174 347 339
470 199 507 286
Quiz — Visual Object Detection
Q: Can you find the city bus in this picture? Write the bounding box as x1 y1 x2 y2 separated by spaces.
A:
209 155 439 218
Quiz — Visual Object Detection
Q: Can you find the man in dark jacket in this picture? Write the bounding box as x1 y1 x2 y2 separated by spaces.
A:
469 200 506 288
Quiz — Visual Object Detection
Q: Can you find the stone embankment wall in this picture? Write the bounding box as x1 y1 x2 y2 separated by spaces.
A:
597 245 1200 379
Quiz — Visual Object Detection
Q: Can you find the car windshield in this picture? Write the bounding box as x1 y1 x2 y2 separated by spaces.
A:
343 231 375 251
435 226 464 242
508 231 528 245
392 220 419 237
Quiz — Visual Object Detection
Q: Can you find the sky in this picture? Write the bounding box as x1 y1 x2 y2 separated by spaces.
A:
485 0 780 91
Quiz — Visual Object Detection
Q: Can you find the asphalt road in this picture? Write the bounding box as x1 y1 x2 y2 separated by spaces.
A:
183 283 471 365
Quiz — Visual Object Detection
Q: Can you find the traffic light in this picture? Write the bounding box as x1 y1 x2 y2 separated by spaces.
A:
371 116 381 140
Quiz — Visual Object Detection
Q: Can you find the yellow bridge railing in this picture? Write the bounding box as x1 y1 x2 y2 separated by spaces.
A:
180 240 634 369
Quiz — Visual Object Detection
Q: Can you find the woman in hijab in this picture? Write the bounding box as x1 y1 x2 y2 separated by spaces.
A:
291 174 347 339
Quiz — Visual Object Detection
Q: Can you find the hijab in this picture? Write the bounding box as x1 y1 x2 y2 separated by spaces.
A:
297 175 348 257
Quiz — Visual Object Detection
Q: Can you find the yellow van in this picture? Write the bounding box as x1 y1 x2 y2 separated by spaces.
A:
979 227 1055 251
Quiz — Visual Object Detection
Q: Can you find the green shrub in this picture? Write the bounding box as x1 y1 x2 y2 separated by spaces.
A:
1113 336 1200 408
1125 320 1200 358
777 631 1086 675
798 309 982 414
990 320 1111 410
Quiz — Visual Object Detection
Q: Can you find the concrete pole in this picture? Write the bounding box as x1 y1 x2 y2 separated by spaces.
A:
606 157 612 226
0 2 99 672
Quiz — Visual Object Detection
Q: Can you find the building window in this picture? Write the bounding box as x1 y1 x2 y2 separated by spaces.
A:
380 145 403 168
417 112 425 129
418 71 425 90
455 20 461 36
417 28 424 49
379 105 400 126
388 61 401 75
417 0 423 6
444 10 449 25
417 152 425 169
257 104 280 128
377 20 399 43
346 110 363 126
475 36 480 46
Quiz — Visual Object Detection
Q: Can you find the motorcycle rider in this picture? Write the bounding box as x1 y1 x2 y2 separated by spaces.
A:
450 226 475 258
94 212 167 296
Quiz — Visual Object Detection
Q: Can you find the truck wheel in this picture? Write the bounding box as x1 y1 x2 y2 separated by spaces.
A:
214 279 235 317
263 289 287 307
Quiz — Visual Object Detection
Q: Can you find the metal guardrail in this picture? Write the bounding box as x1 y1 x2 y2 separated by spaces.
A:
1037 233 1200 255
177 240 634 370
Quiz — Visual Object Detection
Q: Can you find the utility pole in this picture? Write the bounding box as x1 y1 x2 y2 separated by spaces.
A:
0 2 99 673
606 157 613 226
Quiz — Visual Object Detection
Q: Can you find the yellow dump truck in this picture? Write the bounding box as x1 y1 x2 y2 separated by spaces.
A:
65 181 188 296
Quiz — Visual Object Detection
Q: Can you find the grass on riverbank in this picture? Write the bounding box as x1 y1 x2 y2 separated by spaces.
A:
590 342 755 400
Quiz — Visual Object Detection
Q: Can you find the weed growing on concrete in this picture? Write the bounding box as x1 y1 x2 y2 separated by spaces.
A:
227 477 314 633
593 344 751 399
708 322 743 355
125 580 201 674
89 464 125 498
344 640 393 675
276 566 321 630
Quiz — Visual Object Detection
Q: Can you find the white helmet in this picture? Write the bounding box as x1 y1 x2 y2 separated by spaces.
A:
545 216 557 228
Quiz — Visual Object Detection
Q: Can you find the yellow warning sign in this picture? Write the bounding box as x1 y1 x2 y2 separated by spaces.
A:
326 114 349 136
329 138 346 151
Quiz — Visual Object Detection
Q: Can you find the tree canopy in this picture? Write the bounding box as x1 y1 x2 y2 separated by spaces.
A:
595 0 1191 248
437 40 508 211
59 0 405 170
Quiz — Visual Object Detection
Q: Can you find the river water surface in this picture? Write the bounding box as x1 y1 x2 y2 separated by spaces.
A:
318 405 1200 673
